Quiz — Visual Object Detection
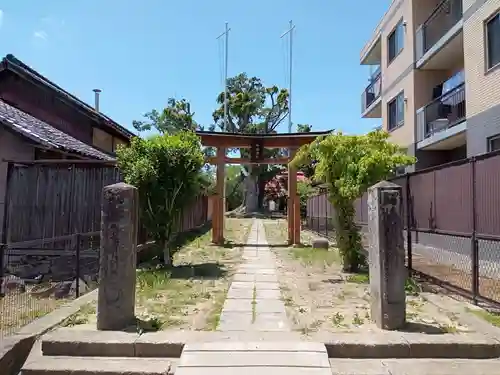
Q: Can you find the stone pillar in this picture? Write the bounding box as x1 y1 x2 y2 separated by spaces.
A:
368 181 406 330
97 183 138 331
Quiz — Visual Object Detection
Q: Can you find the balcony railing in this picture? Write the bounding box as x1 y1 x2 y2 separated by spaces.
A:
416 83 466 142
361 70 381 113
416 0 463 61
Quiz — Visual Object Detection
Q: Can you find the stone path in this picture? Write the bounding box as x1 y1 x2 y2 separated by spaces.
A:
218 219 289 332
175 219 332 375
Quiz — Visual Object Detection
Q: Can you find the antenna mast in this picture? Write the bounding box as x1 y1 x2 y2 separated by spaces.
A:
281 20 295 133
217 22 230 132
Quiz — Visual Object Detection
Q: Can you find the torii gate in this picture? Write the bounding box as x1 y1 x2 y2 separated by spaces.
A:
196 130 329 245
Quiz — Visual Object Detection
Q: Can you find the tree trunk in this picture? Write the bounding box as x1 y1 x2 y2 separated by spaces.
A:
160 238 173 266
258 179 267 209
333 199 365 273
244 174 259 213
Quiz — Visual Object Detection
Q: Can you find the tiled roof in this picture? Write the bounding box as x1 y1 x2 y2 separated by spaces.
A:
1 54 135 139
0 100 115 161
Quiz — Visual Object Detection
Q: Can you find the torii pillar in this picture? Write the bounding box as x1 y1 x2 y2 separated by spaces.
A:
288 148 301 245
212 147 225 244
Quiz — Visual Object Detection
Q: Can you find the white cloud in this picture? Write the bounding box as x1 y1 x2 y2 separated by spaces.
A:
33 30 48 40
0 10 4 28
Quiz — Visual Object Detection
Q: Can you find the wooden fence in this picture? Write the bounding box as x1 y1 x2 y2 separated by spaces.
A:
2 161 209 247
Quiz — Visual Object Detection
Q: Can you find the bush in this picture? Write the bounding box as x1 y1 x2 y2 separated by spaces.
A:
292 130 415 272
117 131 204 265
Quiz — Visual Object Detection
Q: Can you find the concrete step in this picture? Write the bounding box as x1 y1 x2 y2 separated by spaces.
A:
21 356 177 375
41 328 303 358
176 341 331 375
329 358 500 375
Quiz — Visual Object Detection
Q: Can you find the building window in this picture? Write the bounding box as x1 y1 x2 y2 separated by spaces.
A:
488 134 500 152
388 21 404 63
486 11 500 70
388 92 404 130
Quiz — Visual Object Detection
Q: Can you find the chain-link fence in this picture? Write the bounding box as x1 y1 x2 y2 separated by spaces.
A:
0 161 209 338
305 151 500 309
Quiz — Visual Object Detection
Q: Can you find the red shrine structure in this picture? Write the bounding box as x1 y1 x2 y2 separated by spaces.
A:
196 130 330 245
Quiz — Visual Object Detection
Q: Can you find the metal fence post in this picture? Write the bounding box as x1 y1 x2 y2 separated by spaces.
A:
405 174 412 274
74 233 81 298
471 157 479 305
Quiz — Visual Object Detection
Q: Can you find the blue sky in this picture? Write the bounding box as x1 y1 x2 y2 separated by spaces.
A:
0 0 389 135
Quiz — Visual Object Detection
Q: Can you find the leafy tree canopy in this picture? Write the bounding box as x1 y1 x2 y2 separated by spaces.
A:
292 130 415 271
133 98 212 135
116 131 204 265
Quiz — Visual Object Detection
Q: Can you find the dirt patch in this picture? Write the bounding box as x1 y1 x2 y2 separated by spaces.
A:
70 219 253 331
263 219 473 336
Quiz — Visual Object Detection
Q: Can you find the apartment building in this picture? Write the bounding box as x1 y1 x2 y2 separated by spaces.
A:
361 0 500 170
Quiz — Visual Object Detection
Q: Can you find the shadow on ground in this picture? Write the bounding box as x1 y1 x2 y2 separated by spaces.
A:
221 242 290 249
398 321 451 334
138 262 228 281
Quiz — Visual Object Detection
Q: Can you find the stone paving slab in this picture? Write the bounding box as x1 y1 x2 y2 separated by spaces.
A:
218 312 254 331
253 282 280 290
225 288 254 299
253 313 289 331
222 299 254 312
229 281 256 289
254 299 287 313
256 289 282 299
232 273 256 282
255 274 279 282
236 266 276 273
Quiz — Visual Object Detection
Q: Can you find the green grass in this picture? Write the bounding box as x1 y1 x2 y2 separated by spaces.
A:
61 303 96 327
466 307 500 327
346 273 369 284
290 247 340 266
204 289 227 330
251 285 257 323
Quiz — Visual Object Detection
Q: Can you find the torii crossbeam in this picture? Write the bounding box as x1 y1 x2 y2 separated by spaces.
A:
196 130 330 245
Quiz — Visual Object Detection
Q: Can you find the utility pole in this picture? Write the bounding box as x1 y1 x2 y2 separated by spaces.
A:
217 22 230 132
281 20 295 133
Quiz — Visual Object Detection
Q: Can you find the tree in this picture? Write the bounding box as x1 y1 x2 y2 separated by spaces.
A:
296 124 315 178
212 73 289 212
133 98 205 134
296 124 312 133
225 165 245 211
291 130 415 272
116 131 204 265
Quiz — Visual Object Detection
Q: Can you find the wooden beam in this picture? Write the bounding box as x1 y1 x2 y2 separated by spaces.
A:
205 157 290 165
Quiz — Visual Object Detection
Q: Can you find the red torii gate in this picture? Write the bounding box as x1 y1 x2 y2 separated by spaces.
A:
196 130 329 245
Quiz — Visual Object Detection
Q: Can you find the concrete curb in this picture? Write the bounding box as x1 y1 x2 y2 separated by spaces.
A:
0 289 98 375
42 328 500 360
321 332 500 359
420 291 500 340
41 329 305 358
